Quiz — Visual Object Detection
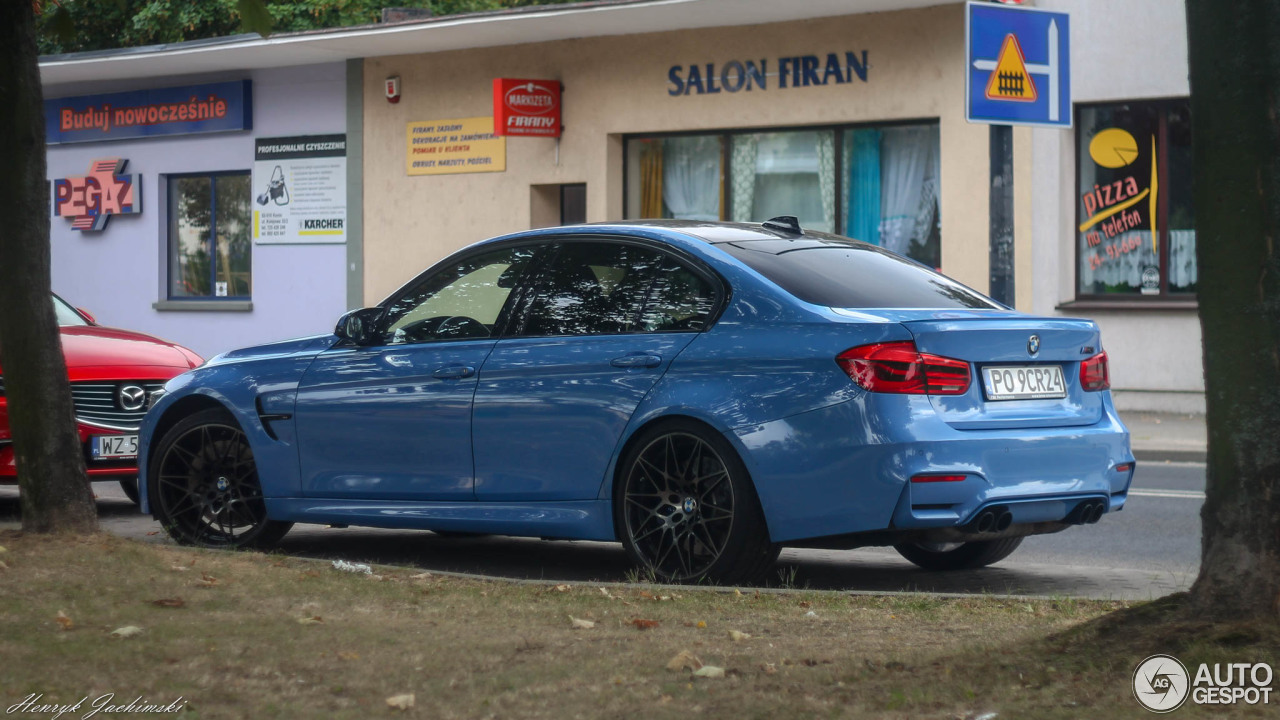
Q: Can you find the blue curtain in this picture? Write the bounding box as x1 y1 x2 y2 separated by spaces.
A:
846 129 882 244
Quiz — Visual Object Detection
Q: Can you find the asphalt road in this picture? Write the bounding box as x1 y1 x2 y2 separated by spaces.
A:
0 460 1204 600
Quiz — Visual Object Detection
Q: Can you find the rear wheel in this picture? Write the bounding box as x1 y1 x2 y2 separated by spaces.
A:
148 407 291 548
616 420 778 584
894 537 1023 571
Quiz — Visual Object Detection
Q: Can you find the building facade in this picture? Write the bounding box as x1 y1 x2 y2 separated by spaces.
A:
40 0 1200 412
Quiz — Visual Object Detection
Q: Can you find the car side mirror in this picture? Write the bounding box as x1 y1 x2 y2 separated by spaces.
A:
76 307 97 324
334 308 383 346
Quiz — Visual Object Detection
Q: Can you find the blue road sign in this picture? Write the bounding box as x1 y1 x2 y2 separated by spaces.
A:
966 2 1071 128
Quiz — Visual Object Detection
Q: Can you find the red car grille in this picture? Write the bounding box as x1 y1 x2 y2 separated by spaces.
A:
70 381 166 431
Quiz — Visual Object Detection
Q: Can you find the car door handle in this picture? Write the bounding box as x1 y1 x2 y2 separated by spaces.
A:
610 353 663 369
432 365 476 379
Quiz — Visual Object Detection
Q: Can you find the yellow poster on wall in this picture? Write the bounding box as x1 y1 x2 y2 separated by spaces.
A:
406 117 506 176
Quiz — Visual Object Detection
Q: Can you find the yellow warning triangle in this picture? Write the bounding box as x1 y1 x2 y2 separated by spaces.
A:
984 33 1038 102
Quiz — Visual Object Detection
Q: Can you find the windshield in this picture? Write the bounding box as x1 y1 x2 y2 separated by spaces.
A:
53 294 89 326
720 236 1000 310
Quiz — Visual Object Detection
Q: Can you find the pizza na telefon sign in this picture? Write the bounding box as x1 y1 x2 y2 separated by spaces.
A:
492 79 562 137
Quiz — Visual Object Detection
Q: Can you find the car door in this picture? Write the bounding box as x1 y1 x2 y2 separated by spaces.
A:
472 238 723 502
294 244 541 500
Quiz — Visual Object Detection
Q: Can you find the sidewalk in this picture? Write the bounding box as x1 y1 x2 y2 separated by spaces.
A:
1120 411 1207 463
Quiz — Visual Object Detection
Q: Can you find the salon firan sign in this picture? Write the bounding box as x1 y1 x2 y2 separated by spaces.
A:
667 51 869 96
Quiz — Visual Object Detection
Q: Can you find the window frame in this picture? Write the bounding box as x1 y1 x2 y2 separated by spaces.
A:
622 118 941 249
165 170 253 301
505 235 730 339
1072 97 1194 303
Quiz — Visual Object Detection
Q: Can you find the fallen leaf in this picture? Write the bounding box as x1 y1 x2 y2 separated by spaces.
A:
197 573 220 588
696 620 707 629
150 597 186 608
0 560 9 571
798 600 811 608
145 531 159 536
385 693 415 711
728 629 751 642
169 565 188 572
638 590 655 600
693 665 726 678
0 545 7 553
599 587 615 599
733 588 742 597
804 610 818 618
554 584 571 592
762 663 778 675
659 595 672 601
297 616 324 625
629 618 660 630
409 572 433 580
666 650 702 671
110 626 143 638
55 611 74 631
569 616 595 629
337 651 360 661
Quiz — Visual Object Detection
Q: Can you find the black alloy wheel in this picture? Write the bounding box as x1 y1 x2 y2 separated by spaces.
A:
148 407 291 548
893 537 1024 571
617 420 778 584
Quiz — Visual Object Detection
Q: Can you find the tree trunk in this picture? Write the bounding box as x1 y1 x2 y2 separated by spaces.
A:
0 1 97 534
1185 0 1280 617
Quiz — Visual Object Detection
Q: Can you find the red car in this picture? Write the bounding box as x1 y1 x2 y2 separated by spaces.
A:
0 295 203 503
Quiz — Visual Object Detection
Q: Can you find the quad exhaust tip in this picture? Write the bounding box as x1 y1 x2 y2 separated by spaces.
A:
1067 499 1107 525
967 506 1013 534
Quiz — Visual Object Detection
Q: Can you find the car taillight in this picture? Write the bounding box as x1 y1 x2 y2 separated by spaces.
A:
836 341 971 395
1080 351 1110 391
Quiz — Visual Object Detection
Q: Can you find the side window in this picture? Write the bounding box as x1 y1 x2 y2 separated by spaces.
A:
523 242 664 337
382 246 537 345
641 258 717 332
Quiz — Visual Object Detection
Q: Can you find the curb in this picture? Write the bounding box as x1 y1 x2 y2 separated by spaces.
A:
1133 449 1207 464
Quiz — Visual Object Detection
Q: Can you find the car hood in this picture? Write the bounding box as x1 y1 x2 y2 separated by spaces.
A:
56 325 196 370
205 334 338 367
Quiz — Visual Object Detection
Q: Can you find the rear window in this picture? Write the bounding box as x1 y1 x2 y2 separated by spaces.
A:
720 238 999 309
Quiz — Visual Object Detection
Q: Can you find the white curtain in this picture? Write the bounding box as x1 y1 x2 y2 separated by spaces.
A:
730 135 758 222
816 132 835 233
879 127 934 255
1168 230 1198 289
661 136 721 221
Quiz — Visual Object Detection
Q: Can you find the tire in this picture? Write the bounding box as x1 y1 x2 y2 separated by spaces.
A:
615 419 779 584
119 477 140 505
148 407 292 549
893 537 1024 571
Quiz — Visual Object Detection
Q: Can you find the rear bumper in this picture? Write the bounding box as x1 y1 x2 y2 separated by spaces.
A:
731 392 1133 543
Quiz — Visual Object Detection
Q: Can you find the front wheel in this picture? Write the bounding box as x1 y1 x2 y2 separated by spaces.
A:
148 407 291 549
616 420 778 584
893 537 1023 571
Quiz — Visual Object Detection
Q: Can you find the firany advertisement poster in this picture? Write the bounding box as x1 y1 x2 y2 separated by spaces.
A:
253 134 347 244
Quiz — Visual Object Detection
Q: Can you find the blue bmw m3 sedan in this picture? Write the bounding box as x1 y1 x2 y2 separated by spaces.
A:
138 218 1133 584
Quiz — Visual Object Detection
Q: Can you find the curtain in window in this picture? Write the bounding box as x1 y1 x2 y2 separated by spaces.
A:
639 140 664 218
729 135 758 222
845 129 882 243
912 126 942 255
817 132 835 233
1168 230 1198 289
879 126 935 256
661 136 721 221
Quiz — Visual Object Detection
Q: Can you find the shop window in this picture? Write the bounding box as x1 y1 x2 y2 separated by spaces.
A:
625 122 941 268
1077 99 1194 297
168 172 252 299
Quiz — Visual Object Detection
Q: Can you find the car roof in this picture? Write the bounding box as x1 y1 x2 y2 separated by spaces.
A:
571 219 878 252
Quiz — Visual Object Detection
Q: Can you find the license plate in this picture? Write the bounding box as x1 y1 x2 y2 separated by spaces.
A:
981 365 1067 401
91 434 139 460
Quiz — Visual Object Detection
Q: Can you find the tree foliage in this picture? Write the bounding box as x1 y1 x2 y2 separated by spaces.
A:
38 0 583 54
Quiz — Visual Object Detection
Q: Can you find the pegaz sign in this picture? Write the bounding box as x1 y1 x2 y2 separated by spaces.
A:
45 80 252 145
492 79 562 137
51 158 140 232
